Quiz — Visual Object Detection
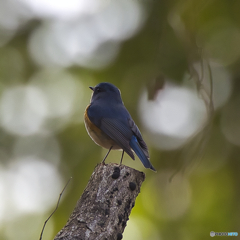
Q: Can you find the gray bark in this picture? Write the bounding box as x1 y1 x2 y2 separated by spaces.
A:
54 163 145 240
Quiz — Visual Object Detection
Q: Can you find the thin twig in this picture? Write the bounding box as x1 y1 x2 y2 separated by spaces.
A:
207 61 214 115
39 177 72 240
169 57 215 182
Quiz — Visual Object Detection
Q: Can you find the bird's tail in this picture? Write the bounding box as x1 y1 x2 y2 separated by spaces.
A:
129 136 156 172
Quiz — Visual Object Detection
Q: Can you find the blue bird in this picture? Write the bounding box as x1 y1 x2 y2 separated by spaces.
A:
84 82 156 171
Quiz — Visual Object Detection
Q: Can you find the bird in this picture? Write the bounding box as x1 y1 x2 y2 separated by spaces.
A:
84 82 156 171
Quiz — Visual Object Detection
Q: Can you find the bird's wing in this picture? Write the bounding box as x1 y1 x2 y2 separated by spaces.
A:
101 118 135 160
128 118 150 158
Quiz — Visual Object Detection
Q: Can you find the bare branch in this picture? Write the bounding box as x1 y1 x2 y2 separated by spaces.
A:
39 177 72 240
54 163 145 240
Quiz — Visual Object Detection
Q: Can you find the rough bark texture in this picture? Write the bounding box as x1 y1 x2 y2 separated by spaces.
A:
54 163 145 240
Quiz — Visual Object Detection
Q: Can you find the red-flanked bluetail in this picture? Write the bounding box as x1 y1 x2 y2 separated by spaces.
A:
84 82 156 172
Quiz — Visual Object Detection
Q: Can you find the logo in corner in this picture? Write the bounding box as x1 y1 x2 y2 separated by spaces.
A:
210 231 215 237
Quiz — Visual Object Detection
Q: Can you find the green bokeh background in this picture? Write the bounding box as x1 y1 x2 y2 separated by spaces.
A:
0 0 240 240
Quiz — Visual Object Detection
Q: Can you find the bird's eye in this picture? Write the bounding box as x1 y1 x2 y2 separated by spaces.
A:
95 87 101 93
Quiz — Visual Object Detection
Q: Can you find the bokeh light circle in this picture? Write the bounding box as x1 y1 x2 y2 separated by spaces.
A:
139 82 207 150
0 86 47 136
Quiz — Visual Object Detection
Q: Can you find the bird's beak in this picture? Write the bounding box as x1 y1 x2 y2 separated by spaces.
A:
89 86 94 91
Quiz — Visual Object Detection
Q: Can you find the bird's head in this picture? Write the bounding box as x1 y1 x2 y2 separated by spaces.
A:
89 82 122 104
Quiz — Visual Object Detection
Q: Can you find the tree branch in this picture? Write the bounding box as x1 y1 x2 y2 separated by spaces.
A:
54 163 145 240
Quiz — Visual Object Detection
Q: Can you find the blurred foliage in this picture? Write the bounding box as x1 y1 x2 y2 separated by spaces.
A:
0 0 240 240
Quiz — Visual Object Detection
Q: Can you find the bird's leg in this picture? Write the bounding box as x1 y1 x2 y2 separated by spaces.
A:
120 151 124 165
102 146 113 164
